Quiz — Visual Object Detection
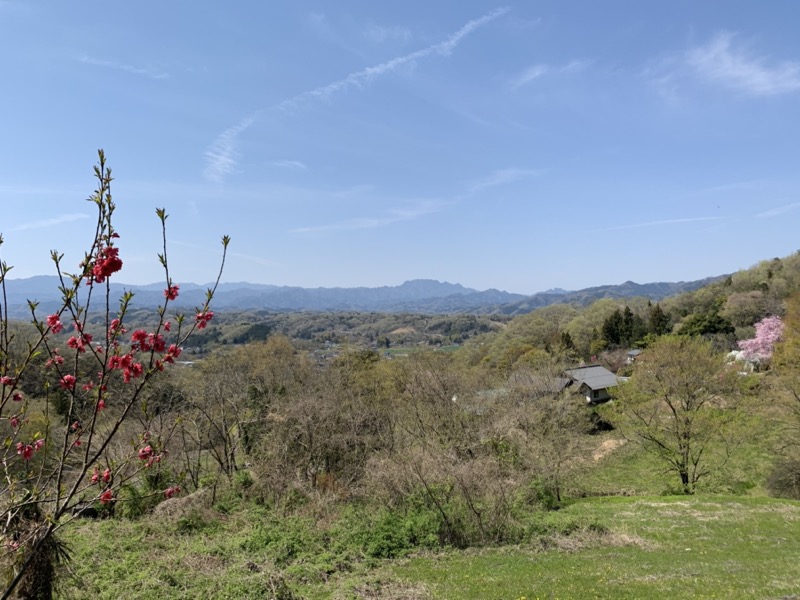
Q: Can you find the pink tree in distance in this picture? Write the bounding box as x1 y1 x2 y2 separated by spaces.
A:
738 315 784 363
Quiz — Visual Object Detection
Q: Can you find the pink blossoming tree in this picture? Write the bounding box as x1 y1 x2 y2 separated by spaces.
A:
738 315 785 364
0 151 228 599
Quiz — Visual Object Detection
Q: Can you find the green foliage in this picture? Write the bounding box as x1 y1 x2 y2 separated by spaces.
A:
118 467 175 519
604 336 749 494
175 510 221 535
600 306 646 349
520 478 562 511
677 309 735 337
334 506 441 559
647 302 671 335
766 458 800 500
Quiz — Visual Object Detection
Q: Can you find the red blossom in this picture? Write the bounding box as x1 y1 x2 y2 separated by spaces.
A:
138 445 153 460
108 353 134 371
108 318 126 336
164 486 181 499
102 468 111 483
16 443 33 460
10 416 19 429
89 246 123 284
195 311 214 330
151 333 166 353
46 314 64 334
99 489 114 504
164 343 182 364
60 374 77 391
131 329 148 346
46 350 65 367
12 392 23 402
123 362 143 383
67 332 92 353
164 285 179 300
0 376 14 386
164 321 171 332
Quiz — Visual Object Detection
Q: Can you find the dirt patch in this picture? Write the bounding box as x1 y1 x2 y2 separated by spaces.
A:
181 553 228 574
548 529 654 552
389 327 417 335
592 438 626 461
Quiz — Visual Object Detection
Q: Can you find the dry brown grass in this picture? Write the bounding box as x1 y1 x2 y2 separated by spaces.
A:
152 487 213 519
592 437 626 461
339 579 433 600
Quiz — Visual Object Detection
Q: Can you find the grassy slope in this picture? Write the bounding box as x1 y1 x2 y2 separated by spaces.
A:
57 493 800 600
393 495 800 600
56 391 797 598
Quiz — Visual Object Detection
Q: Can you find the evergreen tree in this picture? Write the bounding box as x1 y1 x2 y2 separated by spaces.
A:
648 302 671 335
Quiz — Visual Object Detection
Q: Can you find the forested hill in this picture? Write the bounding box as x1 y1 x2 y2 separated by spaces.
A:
487 276 725 316
3 275 721 317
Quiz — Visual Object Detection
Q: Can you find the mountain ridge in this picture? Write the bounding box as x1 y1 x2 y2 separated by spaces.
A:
1 275 723 317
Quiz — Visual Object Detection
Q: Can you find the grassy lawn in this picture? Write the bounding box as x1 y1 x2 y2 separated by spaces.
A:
391 495 800 600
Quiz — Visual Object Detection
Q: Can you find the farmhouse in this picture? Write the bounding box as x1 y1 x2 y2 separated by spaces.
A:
564 364 620 404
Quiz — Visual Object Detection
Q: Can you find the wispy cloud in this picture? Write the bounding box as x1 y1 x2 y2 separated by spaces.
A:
510 59 589 89
12 213 90 232
291 200 446 233
204 7 510 183
270 159 308 170
203 116 255 183
686 32 800 96
688 180 764 196
78 55 169 80
604 216 728 231
757 202 800 218
363 22 412 44
467 167 542 194
511 65 548 87
279 7 509 110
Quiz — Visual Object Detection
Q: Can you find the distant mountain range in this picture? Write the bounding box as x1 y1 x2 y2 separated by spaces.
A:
2 275 724 318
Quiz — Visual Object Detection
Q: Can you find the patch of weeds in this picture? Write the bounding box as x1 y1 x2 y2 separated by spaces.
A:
176 509 220 535
767 458 800 500
334 506 443 560
520 479 562 511
233 469 255 497
523 511 608 541
240 516 322 567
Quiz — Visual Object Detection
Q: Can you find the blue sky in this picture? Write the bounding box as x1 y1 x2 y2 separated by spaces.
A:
1 1 798 294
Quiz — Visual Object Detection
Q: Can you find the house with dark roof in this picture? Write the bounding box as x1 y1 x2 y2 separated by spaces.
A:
564 365 620 404
626 349 643 364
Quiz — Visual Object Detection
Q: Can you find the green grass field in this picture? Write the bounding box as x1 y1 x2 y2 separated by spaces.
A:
58 493 800 600
391 495 800 599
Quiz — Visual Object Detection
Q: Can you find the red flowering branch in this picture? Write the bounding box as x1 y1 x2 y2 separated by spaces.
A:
0 150 228 600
